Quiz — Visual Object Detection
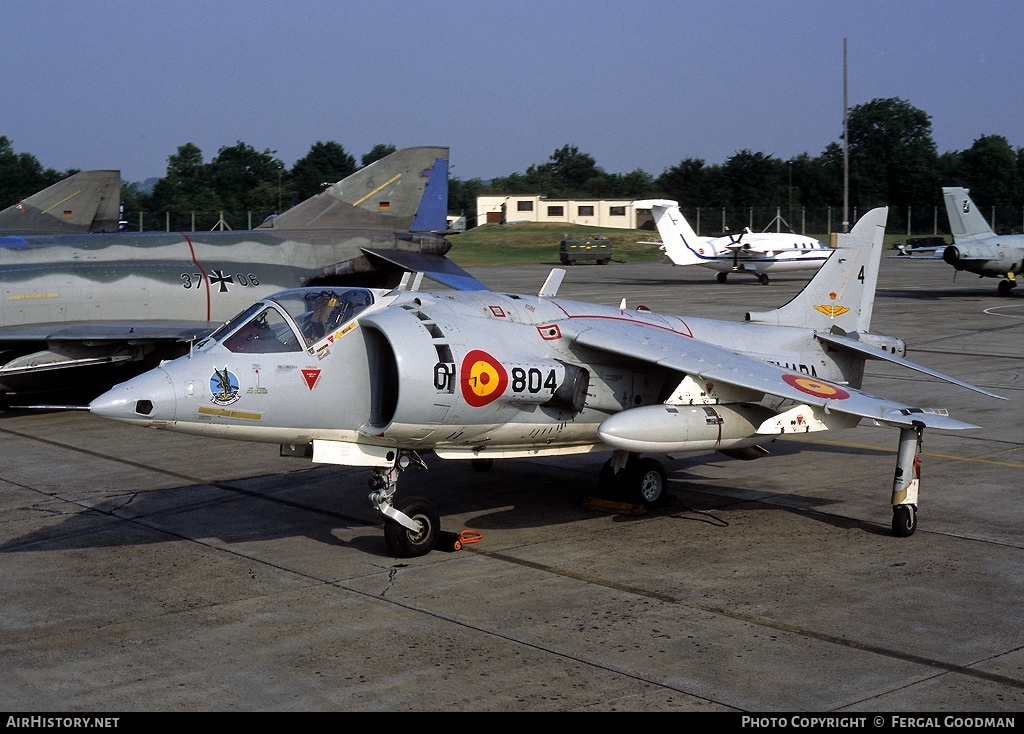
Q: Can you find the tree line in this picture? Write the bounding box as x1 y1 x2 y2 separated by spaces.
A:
3 97 1022 234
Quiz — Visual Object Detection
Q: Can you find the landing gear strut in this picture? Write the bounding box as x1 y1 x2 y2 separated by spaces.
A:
368 451 440 557
890 424 923 537
598 451 668 507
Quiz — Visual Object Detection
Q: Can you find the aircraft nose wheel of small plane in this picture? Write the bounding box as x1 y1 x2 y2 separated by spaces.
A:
891 504 917 537
383 497 441 557
757 273 770 285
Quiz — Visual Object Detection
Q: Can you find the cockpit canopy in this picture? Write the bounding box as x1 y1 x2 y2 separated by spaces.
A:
200 287 375 354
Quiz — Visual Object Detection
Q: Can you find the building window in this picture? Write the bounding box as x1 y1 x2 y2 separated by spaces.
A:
609 206 625 216
578 205 595 216
547 206 564 217
516 200 533 212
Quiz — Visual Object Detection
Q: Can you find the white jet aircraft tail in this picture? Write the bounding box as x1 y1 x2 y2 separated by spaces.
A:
745 207 888 334
633 199 707 266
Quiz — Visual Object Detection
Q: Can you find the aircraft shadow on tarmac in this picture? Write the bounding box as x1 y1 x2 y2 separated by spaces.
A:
1 438 894 558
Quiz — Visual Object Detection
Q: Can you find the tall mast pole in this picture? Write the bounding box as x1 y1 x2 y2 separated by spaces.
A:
843 38 850 233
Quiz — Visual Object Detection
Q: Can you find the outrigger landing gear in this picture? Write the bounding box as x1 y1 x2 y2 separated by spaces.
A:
598 450 668 507
368 451 441 557
890 424 923 537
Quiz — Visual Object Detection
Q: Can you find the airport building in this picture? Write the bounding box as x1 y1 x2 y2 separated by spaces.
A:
475 195 649 229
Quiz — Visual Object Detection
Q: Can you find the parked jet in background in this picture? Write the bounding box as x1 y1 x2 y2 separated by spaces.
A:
634 199 832 284
935 183 1024 296
0 146 485 405
90 207 1001 557
0 170 122 234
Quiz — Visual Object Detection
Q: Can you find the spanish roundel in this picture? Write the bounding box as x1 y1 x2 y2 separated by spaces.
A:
781 373 850 400
461 350 508 407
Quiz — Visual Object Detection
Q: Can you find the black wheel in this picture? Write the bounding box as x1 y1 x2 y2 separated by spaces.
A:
891 505 917 537
716 272 728 283
998 280 1015 296
758 273 770 285
633 458 667 507
383 497 440 557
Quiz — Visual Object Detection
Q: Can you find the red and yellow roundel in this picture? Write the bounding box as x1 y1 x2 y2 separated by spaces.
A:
782 373 850 400
461 350 508 407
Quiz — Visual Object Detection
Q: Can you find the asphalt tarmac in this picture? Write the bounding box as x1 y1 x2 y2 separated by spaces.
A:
1 254 1022 712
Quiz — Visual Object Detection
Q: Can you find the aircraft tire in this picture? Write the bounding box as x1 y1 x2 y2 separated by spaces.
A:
758 273 770 285
716 272 728 284
384 497 441 557
891 505 917 537
634 458 668 508
998 280 1014 296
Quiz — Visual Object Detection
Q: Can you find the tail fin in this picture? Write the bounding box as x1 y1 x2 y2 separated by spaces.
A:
745 207 888 333
942 184 994 241
259 146 449 232
633 199 707 266
0 170 122 234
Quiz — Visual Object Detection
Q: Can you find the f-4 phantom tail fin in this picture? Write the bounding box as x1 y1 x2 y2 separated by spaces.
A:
259 146 449 232
0 170 122 234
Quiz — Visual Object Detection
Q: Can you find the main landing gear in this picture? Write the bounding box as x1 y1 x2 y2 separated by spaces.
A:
997 277 1017 296
890 424 923 537
598 451 668 508
716 272 770 285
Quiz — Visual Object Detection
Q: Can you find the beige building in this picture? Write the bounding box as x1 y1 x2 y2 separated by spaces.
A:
476 195 648 229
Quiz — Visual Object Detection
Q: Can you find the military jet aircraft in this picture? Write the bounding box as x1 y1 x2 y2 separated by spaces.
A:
931 183 1024 296
0 170 122 234
635 199 832 284
90 206 1002 557
0 146 485 404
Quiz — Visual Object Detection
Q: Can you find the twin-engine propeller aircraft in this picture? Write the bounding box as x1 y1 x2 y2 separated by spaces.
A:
931 182 1024 296
635 199 832 284
0 146 484 405
0 170 122 234
89 207 1002 557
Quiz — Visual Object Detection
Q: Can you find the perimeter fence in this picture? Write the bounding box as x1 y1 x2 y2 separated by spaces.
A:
119 205 1024 238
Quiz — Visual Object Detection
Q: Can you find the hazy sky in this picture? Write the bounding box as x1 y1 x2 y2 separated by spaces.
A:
4 0 1022 184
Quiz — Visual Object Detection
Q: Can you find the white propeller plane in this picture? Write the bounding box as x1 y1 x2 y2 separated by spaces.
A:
89 207 1002 557
635 199 833 284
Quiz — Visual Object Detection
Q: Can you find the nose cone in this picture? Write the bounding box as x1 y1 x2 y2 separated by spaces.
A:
90 367 177 424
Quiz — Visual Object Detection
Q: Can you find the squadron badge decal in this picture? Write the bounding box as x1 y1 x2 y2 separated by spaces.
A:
461 349 508 407
211 367 241 405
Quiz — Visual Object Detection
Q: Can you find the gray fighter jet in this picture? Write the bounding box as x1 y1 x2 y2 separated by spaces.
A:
936 182 1024 296
0 170 122 234
91 206 1002 557
0 146 484 404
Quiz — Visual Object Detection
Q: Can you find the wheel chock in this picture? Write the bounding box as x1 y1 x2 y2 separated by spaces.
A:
436 529 483 552
582 497 649 516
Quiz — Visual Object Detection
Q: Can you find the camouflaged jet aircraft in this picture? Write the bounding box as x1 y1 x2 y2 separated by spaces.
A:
635 199 832 284
90 206 1003 557
0 170 122 234
0 146 485 404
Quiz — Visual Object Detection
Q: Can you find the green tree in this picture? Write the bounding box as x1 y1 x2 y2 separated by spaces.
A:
209 141 284 212
0 136 65 207
149 143 222 213
960 134 1021 206
845 97 939 207
361 144 396 167
291 141 356 201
